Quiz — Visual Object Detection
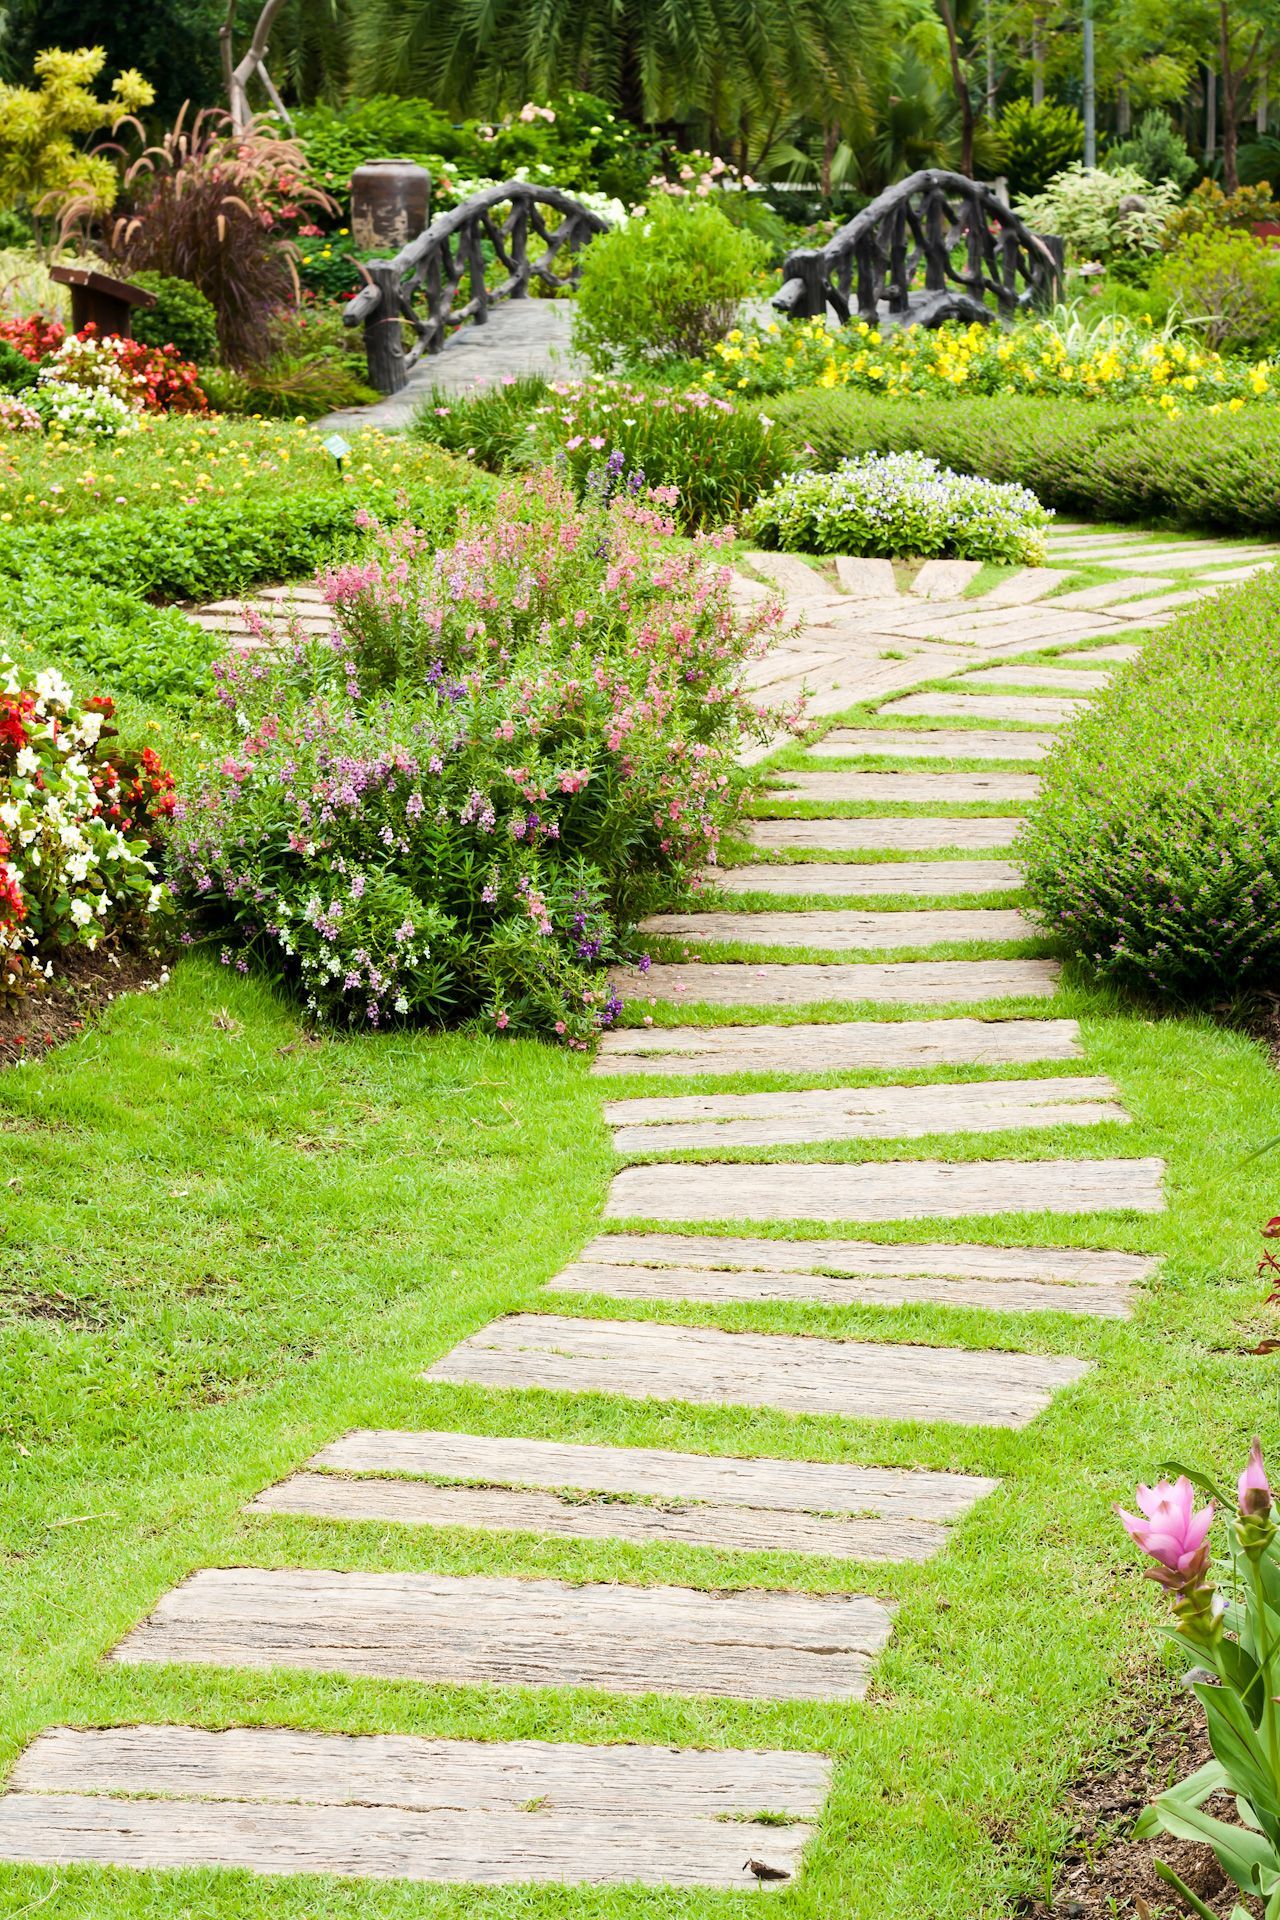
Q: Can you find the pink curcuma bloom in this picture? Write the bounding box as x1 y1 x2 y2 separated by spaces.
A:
1239 1438 1273 1518
1117 1478 1215 1593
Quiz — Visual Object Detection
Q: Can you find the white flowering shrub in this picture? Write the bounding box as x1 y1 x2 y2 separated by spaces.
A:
0 658 173 997
744 451 1051 563
32 381 139 438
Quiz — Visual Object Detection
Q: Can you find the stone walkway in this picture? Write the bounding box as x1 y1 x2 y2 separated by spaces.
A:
4 522 1272 1892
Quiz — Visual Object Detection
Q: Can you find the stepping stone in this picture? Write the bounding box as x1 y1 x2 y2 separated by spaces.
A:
744 552 836 605
836 556 899 596
768 771 1039 803
974 568 1071 605
911 559 982 598
638 908 1035 950
559 1231 1150 1319
255 1427 995 1561
883 693 1085 726
749 818 1020 851
715 861 1023 897
728 571 774 607
954 665 1109 693
604 1075 1129 1151
427 1314 1090 1429
1050 577 1175 609
1055 644 1140 665
605 1157 1165 1223
0 1726 830 1888
613 959 1058 1007
593 1017 1084 1076
811 728 1055 762
1105 589 1205 618
113 1566 894 1703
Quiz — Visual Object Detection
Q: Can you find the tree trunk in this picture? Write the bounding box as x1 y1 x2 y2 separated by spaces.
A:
1031 17 1045 104
1116 84 1131 135
1258 76 1269 134
984 0 997 116
1205 61 1217 165
821 122 837 196
221 0 292 131
936 0 975 174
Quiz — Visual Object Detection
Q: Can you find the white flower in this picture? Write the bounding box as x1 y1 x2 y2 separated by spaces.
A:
14 746 37 777
69 898 94 927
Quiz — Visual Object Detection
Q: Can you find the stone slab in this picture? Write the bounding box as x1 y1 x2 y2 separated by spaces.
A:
0 1725 829 1887
307 1427 996 1521
112 1566 894 1703
426 1314 1090 1428
638 908 1035 950
612 959 1058 1007
593 1017 1083 1076
974 569 1071 605
835 556 899 596
956 666 1109 694
883 694 1085 726
911 559 983 598
1050 578 1175 609
1055 644 1140 665
749 818 1021 851
767 771 1040 803
810 728 1055 762
605 1157 1166 1222
714 861 1024 897
560 1230 1145 1318
743 552 836 606
604 1074 1129 1150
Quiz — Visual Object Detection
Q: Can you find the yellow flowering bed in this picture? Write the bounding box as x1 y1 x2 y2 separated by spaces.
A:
705 316 1277 416
0 415 445 525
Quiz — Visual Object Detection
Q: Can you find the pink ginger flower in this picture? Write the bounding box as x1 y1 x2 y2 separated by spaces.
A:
1117 1478 1215 1593
1239 1438 1273 1518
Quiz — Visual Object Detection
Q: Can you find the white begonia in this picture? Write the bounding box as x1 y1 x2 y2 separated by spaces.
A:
69 898 94 927
14 747 37 777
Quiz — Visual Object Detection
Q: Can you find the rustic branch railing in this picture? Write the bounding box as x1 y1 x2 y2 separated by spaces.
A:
343 180 611 394
774 170 1063 332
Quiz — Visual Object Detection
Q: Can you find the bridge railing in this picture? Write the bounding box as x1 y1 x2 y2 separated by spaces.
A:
343 180 612 394
773 170 1063 331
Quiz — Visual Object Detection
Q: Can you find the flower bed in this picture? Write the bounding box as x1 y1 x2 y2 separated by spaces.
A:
1020 568 1280 995
169 465 782 1042
1 657 173 1000
745 452 1050 563
705 314 1278 415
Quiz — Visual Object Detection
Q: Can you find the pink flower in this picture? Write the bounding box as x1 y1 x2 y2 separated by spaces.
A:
1239 1438 1272 1518
495 1011 509 1030
1117 1478 1215 1593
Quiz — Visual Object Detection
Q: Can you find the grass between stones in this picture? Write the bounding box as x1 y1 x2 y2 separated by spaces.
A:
2 935 1280 1917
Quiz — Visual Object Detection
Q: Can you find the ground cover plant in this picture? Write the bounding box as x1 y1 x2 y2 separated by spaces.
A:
768 387 1280 533
171 462 780 1041
1020 570 1280 998
745 451 1050 562
703 311 1278 411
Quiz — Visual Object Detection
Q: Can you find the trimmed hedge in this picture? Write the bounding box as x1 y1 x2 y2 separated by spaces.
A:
768 389 1280 534
1020 570 1280 996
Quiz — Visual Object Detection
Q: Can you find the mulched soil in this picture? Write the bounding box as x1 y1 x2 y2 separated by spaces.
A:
0 945 168 1071
1019 1686 1257 1920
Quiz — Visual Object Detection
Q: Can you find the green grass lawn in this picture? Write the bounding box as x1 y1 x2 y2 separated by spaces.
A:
4 941 1280 1918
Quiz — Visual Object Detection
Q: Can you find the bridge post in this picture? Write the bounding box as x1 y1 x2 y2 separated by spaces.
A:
362 260 408 395
775 248 829 319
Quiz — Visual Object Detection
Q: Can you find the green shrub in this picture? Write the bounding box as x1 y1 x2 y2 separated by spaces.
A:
1017 165 1179 260
413 376 785 532
997 99 1085 200
130 272 219 365
1153 229 1280 350
745 452 1049 562
572 195 766 370
1163 179 1280 248
1107 109 1198 192
768 387 1280 533
0 338 36 392
1020 569 1280 996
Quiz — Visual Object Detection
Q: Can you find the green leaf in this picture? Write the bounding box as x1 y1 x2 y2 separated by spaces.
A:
1134 1757 1228 1838
1155 1859 1227 1919
1151 1795 1280 1893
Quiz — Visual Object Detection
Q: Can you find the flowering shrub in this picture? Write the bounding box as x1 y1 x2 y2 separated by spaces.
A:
746 452 1050 563
0 395 41 433
0 659 172 998
1119 1442 1280 1919
0 313 65 362
1017 165 1179 260
38 330 208 416
415 376 786 532
169 465 784 1041
33 383 138 438
704 313 1280 415
1021 567 1280 994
